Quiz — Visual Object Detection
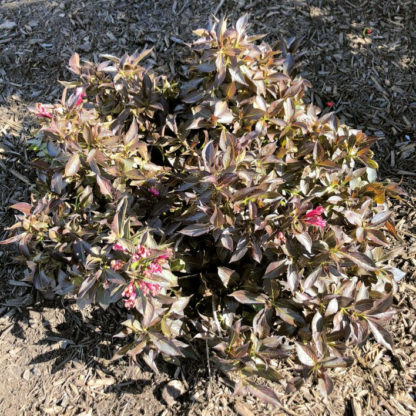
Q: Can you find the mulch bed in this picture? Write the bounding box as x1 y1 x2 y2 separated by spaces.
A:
0 0 415 415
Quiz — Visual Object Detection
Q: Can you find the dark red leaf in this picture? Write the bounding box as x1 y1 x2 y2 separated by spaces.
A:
10 202 32 215
230 290 267 305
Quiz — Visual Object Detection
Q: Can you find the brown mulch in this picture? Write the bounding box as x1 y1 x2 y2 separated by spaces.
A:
0 0 415 415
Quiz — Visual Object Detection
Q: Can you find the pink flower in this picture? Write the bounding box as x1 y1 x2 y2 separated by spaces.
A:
124 297 136 309
122 282 135 298
303 206 327 229
138 280 161 297
122 282 137 309
148 187 159 197
136 244 152 258
156 248 173 264
147 282 161 296
138 280 149 295
131 245 152 264
112 242 128 253
148 262 162 274
327 101 335 108
156 256 168 265
34 103 53 119
305 206 324 216
277 231 286 244
132 252 140 263
110 259 124 271
74 87 86 106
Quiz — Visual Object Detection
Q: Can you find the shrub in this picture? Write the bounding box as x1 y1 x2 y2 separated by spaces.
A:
2 15 405 402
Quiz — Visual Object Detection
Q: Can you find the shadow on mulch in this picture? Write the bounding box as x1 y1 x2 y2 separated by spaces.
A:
20 299 162 374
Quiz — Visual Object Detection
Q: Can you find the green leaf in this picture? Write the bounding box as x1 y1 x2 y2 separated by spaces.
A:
124 118 138 145
321 356 353 368
202 140 215 168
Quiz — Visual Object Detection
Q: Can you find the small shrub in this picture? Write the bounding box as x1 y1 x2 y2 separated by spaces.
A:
2 15 405 402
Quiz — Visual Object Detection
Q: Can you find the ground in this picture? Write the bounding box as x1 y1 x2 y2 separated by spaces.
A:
0 0 415 415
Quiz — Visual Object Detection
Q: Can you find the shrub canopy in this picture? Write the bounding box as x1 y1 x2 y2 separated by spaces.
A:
2 15 405 401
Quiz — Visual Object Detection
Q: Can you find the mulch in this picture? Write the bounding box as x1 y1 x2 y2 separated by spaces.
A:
0 0 415 415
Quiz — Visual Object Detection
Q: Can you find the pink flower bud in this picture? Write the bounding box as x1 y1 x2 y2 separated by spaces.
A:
124 298 136 309
122 282 137 308
136 244 152 258
148 283 161 296
156 248 173 264
138 280 161 297
113 242 128 253
122 281 135 298
148 187 159 197
74 87 86 106
303 206 327 229
34 103 53 119
304 206 325 217
110 259 124 271
148 262 162 274
138 280 149 295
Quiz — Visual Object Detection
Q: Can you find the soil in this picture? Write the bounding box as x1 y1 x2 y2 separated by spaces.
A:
0 0 415 415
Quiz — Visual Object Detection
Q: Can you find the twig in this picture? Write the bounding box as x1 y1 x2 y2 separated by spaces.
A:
211 294 222 337
404 283 416 293
0 162 31 185
205 339 212 400
178 0 189 15
396 169 416 176
401 230 416 239
214 0 225 16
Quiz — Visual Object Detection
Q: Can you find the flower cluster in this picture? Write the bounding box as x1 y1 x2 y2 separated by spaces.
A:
34 87 85 119
138 280 161 297
122 281 137 309
112 242 170 308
